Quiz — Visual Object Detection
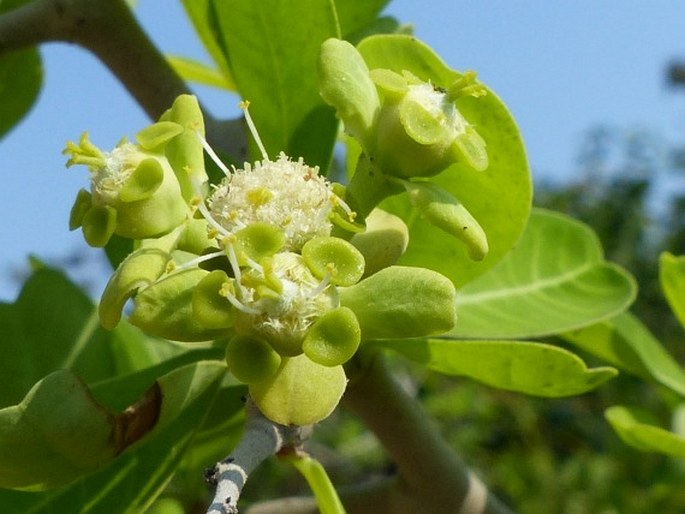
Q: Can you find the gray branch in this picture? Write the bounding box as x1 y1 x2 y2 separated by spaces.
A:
206 400 312 514
0 0 246 159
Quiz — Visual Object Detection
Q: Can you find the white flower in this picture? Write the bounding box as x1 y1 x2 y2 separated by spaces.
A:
207 153 338 251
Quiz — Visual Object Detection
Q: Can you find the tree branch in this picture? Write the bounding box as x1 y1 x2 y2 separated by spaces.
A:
0 0 246 159
340 353 512 514
206 400 312 514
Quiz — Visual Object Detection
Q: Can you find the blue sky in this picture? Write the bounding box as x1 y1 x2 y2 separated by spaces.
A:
2 1 685 300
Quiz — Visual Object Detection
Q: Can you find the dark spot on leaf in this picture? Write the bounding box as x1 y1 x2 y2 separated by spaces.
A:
112 382 162 453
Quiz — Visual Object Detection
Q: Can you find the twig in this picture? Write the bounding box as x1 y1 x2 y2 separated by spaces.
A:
0 0 246 159
206 400 312 514
341 353 513 514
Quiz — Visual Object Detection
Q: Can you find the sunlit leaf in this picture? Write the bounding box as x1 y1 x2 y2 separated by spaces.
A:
0 361 225 491
167 55 234 90
605 405 685 459
0 1 43 141
211 0 340 167
0 267 186 408
565 312 685 397
450 209 636 338
660 252 685 331
179 0 234 86
359 36 532 287
334 0 389 39
370 338 616 397
0 362 226 512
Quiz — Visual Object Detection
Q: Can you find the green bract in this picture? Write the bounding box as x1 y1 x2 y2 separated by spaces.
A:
249 354 347 426
225 334 282 384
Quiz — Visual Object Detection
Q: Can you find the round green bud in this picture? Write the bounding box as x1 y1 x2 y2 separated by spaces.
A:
301 236 365 286
249 354 347 425
302 307 361 367
192 270 235 329
225 334 281 384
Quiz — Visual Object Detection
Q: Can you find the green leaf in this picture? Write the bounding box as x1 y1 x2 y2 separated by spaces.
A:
371 339 617 397
179 0 235 87
211 0 340 167
564 312 685 397
450 209 636 339
0 370 119 489
288 453 346 514
0 47 42 139
334 0 389 39
605 405 685 459
0 0 42 140
660 252 685 330
0 268 128 406
0 361 225 491
167 55 234 90
359 35 532 286
0 266 194 408
2 362 225 512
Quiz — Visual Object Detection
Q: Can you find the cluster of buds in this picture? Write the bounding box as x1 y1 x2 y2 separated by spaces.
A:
67 95 458 426
319 35 491 261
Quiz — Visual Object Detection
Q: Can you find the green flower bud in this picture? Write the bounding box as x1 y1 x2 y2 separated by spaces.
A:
372 69 487 178
64 132 188 246
350 208 408 276
318 38 380 149
249 354 347 425
340 265 457 340
158 94 209 200
129 268 226 342
225 334 281 384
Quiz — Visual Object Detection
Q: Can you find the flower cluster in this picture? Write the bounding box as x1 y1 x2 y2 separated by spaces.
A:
318 35 491 261
67 95 458 426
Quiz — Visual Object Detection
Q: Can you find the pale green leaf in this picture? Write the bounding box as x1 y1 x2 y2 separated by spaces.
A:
359 36 532 287
370 339 616 397
0 0 42 140
0 267 186 408
334 0 389 39
179 0 234 85
605 405 685 459
289 454 346 514
211 0 340 167
564 312 685 397
450 209 636 339
660 252 685 331
166 55 234 90
0 361 225 491
1 362 226 512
